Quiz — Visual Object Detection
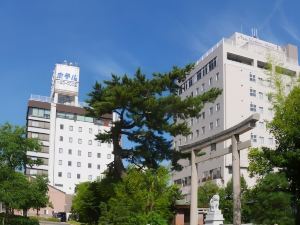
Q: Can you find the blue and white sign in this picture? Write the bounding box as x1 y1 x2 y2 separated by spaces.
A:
53 64 80 93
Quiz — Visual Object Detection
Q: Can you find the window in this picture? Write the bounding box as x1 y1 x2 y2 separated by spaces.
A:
88 152 92 157
209 107 213 115
268 138 274 145
259 107 264 114
77 174 80 179
179 138 182 146
227 53 253 65
68 161 72 166
88 175 92 181
259 136 264 144
189 133 193 140
216 119 220 127
69 126 73 131
190 118 193 126
69 137 73 143
250 73 256 82
59 148 63 153
60 124 64 130
58 160 62 165
209 122 213 130
77 162 81 167
68 149 72 155
259 121 264 129
195 88 199 96
197 69 202 81
250 103 256 112
196 130 199 138
268 108 273 116
201 83 205 92
78 127 82 132
250 88 256 97
97 141 101 146
188 78 193 88
89 128 93 134
216 103 220 112
251 134 257 143
78 150 81 156
67 173 71 178
107 154 112 159
78 139 82 144
258 92 263 99
97 164 100 170
97 153 101 158
216 72 219 81
202 112 205 119
58 172 62 177
88 163 92 168
59 136 63 141
201 126 205 134
209 77 213 86
88 140 92 145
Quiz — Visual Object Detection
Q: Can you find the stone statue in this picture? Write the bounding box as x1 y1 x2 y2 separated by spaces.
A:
205 194 224 225
209 194 220 212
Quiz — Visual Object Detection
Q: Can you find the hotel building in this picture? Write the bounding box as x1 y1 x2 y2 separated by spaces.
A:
26 62 114 195
172 32 300 200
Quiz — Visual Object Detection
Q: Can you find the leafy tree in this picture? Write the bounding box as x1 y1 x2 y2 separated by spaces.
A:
198 181 219 208
0 123 41 170
248 172 294 225
0 170 29 215
86 67 221 178
219 177 250 224
0 123 46 217
72 176 118 225
263 86 300 224
248 147 273 177
29 176 50 216
98 167 181 225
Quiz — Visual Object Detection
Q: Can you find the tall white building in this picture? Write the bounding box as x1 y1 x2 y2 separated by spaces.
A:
172 32 300 200
26 62 114 194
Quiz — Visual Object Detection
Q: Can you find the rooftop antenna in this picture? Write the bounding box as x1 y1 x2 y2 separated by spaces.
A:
251 27 258 38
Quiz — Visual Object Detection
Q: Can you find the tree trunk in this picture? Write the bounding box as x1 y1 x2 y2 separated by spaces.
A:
296 201 300 225
23 209 28 217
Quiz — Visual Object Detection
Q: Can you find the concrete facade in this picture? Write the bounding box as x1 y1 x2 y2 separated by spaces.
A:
172 32 300 201
26 62 114 195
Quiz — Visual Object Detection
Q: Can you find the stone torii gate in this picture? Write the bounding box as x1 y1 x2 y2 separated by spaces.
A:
179 113 259 225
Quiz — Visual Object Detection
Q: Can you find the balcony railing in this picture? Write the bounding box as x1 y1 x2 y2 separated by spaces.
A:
30 94 53 103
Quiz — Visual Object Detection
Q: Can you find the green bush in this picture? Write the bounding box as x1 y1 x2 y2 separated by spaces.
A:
0 214 39 225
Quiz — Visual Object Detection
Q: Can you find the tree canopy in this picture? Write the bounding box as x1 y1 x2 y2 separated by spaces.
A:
86 66 221 178
98 167 180 225
0 123 48 216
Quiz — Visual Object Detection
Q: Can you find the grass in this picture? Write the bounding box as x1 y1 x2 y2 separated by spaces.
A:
29 216 60 222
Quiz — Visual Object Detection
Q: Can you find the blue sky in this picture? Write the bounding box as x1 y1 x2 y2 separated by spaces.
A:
0 0 299 125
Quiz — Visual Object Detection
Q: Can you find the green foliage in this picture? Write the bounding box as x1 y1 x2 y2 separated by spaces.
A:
248 173 294 225
197 181 219 208
0 171 29 211
28 176 50 215
0 213 39 225
98 167 180 225
0 123 41 170
248 147 273 177
265 86 300 224
219 177 250 224
0 123 48 216
72 176 118 225
86 66 222 178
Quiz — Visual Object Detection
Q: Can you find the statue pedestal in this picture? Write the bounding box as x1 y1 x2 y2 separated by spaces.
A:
204 210 224 225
